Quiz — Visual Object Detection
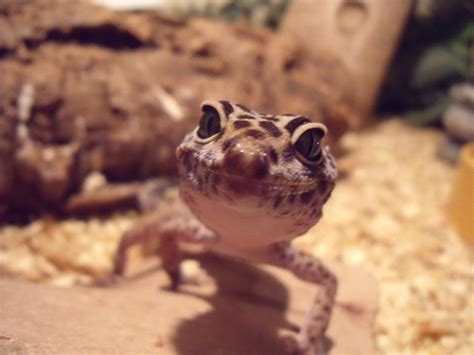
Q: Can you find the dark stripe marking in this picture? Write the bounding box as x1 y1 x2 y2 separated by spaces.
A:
288 194 296 204
284 116 310 134
317 180 328 194
219 100 234 117
259 121 282 138
300 189 315 204
245 129 265 139
222 136 240 152
233 120 251 129
263 115 280 122
273 195 284 209
237 114 256 120
267 148 279 164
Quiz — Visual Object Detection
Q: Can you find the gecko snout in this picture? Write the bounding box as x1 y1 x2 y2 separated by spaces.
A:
222 146 270 180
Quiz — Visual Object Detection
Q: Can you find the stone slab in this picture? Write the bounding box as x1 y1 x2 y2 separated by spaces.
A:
0 255 378 354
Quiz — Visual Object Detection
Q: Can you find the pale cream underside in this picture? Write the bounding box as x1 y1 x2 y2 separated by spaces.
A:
186 189 313 260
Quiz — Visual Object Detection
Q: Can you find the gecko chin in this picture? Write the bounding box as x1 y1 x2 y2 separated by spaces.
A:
179 172 327 245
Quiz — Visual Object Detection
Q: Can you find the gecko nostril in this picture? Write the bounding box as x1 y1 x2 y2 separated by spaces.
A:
222 148 269 180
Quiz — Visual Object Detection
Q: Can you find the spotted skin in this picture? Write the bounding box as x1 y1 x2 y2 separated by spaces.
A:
113 101 337 355
268 242 337 355
259 120 282 137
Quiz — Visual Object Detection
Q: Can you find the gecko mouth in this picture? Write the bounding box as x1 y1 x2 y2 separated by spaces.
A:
181 165 330 198
177 148 333 197
180 166 334 218
209 169 319 190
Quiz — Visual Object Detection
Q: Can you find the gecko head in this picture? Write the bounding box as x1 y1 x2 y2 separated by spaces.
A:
176 100 337 238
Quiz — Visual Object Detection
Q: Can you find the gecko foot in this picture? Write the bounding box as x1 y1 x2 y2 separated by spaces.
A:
167 259 210 291
112 255 126 277
94 272 125 287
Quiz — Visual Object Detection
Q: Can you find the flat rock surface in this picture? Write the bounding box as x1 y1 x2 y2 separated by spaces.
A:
0 256 377 354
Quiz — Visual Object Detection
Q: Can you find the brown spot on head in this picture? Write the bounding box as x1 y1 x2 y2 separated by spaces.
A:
264 116 280 122
300 189 315 204
219 100 234 117
178 149 191 164
267 148 278 164
288 194 296 204
245 129 265 139
212 173 221 184
222 136 240 152
233 120 251 130
195 175 204 191
203 170 211 184
259 121 282 138
237 114 256 120
178 149 193 172
284 116 310 134
273 194 284 209
317 180 328 194
236 104 251 112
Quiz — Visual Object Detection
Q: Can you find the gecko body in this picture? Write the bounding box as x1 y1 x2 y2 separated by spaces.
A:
114 100 338 355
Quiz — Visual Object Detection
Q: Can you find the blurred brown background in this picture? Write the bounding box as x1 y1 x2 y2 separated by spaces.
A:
0 1 472 354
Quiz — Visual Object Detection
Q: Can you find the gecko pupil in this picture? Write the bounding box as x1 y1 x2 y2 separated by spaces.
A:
197 107 221 139
295 128 324 162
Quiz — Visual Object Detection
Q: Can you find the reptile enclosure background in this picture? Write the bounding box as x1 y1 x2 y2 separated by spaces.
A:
0 1 473 355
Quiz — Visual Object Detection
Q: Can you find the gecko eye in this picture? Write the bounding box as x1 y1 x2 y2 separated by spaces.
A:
293 127 326 165
197 106 222 141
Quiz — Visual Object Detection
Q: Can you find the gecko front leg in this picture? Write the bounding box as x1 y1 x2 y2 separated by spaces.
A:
267 242 338 355
113 213 161 277
158 216 219 289
113 210 218 289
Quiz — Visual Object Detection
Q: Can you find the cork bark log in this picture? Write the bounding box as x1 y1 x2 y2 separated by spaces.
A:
278 0 413 119
0 0 360 219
